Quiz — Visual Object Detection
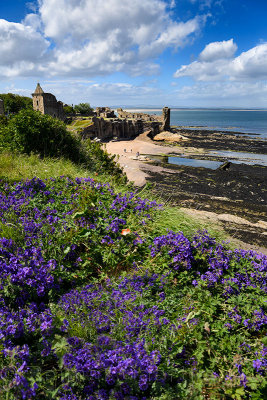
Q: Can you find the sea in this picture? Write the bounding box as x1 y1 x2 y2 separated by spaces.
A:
125 109 267 140
123 108 267 166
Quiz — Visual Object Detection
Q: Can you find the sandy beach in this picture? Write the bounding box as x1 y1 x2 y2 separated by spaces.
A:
104 132 179 186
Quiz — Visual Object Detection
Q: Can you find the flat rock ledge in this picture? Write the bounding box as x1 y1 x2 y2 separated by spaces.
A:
153 131 189 142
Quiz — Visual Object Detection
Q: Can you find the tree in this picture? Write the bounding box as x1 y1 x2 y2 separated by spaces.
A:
0 93 32 114
63 105 74 115
74 103 94 115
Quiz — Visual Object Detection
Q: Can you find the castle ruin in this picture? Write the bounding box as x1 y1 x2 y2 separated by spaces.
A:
32 83 64 120
81 107 171 141
31 83 171 141
95 107 116 118
0 99 4 115
117 107 170 131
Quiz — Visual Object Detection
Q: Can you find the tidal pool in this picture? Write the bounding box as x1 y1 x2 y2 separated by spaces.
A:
148 155 222 170
147 149 267 170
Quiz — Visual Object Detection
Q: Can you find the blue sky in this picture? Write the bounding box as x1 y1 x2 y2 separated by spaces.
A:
0 0 267 107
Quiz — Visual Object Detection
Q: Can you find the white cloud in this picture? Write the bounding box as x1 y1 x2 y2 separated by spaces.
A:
0 19 49 70
199 38 237 61
172 81 267 107
230 44 267 79
174 40 267 81
0 0 204 79
39 0 203 76
139 17 203 58
35 80 163 106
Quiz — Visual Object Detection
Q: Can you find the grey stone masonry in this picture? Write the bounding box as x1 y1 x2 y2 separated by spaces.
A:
32 83 65 120
162 106 170 131
95 107 116 118
117 107 171 132
0 99 4 115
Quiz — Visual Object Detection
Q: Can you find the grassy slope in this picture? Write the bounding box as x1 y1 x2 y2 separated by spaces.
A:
0 151 227 242
0 151 266 399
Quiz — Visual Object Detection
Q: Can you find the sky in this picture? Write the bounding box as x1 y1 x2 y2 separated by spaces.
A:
0 0 267 108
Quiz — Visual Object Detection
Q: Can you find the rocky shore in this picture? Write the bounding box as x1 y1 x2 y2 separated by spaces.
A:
105 128 267 253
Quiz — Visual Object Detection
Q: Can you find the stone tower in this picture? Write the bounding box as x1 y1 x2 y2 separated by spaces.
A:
32 83 64 120
0 99 4 115
162 107 170 131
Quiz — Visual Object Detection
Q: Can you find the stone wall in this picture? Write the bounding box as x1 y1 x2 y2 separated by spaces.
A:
44 96 64 120
162 107 170 131
32 83 65 120
95 107 116 118
117 107 170 131
0 99 4 115
117 108 162 122
81 117 144 140
80 107 169 141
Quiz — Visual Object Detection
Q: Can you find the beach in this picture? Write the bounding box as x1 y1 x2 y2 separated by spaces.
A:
105 131 181 186
105 128 267 254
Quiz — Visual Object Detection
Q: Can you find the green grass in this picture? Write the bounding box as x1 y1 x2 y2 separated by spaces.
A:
66 118 93 131
0 151 93 182
148 204 228 243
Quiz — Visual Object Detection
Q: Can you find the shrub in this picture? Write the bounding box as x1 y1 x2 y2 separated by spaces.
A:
0 109 86 164
0 115 8 126
0 110 125 181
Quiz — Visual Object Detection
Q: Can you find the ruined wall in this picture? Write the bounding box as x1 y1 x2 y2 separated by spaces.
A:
95 107 116 118
0 99 4 115
162 107 170 131
117 107 170 131
42 94 64 120
80 108 167 141
117 108 162 122
32 96 43 113
81 117 144 140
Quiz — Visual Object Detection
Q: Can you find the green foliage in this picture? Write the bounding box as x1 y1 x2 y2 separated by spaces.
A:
0 93 32 114
74 102 94 115
0 115 8 126
0 108 87 164
0 174 266 399
63 105 74 115
85 139 126 180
